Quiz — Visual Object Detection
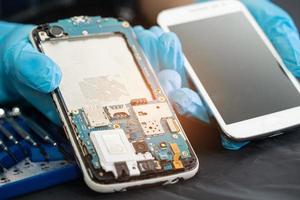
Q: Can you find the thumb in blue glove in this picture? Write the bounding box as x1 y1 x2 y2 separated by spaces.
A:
0 22 62 124
134 26 210 123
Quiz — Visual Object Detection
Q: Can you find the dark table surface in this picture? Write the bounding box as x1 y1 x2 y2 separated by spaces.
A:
16 1 300 200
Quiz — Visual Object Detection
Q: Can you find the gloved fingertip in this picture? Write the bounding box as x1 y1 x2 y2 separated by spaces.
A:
221 135 250 150
159 32 181 48
169 88 210 123
133 26 145 36
158 32 187 85
149 26 164 37
157 69 182 95
135 29 161 71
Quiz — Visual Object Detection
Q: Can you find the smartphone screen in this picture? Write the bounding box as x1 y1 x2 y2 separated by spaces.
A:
169 12 300 124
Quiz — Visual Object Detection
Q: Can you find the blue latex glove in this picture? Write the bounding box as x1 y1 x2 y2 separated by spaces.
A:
134 0 300 150
0 22 62 124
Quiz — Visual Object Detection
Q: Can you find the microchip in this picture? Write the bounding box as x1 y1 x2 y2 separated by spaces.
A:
140 120 164 135
104 104 130 120
166 118 180 133
133 103 173 135
132 141 149 153
83 105 110 127
158 151 170 160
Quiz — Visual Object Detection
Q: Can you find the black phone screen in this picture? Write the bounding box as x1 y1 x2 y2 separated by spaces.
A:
169 12 300 124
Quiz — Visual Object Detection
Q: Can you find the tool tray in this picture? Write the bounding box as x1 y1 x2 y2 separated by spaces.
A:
0 106 80 199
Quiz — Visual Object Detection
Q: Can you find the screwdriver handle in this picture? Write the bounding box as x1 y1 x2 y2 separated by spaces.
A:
0 138 8 151
21 116 57 146
0 124 18 145
6 118 37 146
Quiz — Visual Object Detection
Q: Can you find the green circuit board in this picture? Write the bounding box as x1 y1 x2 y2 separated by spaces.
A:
33 16 197 181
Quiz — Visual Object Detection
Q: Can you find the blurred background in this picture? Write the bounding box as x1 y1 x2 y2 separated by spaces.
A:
1 0 299 28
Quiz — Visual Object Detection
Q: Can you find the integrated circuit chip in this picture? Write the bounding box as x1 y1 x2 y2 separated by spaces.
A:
132 141 149 153
104 104 130 120
83 105 110 127
133 103 173 135
166 118 180 133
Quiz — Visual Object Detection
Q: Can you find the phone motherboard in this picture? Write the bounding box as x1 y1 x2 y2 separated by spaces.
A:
31 16 197 184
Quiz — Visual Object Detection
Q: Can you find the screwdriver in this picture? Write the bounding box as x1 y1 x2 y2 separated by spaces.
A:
0 124 19 145
0 138 18 164
21 116 72 160
5 118 49 161
21 116 57 146
0 122 28 157
0 109 20 146
10 107 73 161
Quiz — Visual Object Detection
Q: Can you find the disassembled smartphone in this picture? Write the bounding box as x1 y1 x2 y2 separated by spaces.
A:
30 16 198 192
158 0 300 141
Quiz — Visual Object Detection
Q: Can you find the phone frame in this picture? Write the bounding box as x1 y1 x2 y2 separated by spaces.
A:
158 0 300 141
30 18 199 192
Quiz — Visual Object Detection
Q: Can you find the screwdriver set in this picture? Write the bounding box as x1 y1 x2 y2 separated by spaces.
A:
0 106 80 199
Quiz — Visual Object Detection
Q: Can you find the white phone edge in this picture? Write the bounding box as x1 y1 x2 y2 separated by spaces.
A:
157 0 300 141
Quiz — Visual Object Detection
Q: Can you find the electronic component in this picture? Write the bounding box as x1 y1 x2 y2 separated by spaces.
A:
170 143 183 170
133 103 173 136
141 120 164 135
158 151 170 161
130 98 147 106
83 105 110 127
163 163 173 171
133 103 173 120
137 160 157 173
49 26 64 38
114 162 130 177
159 142 167 150
90 129 140 178
170 143 181 160
166 118 180 133
104 104 130 120
172 160 184 170
147 133 191 160
132 141 149 154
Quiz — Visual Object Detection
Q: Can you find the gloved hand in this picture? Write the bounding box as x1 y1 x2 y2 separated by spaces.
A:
0 22 61 124
134 0 300 150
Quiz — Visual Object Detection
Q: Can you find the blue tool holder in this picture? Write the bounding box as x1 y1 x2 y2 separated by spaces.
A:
0 107 81 199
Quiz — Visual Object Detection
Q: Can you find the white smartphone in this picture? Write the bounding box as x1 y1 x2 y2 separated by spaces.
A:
158 0 300 141
30 16 198 192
